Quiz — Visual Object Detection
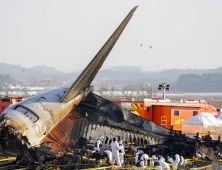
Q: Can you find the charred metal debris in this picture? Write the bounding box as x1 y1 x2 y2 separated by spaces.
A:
0 125 222 169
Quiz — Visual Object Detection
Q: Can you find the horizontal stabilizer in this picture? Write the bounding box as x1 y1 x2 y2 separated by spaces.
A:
60 6 138 103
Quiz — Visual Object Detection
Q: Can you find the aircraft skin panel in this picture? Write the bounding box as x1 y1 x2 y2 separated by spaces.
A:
60 6 138 103
41 110 82 151
76 92 169 135
42 109 167 151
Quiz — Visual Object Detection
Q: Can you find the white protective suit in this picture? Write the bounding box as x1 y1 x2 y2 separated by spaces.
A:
151 155 161 168
168 154 180 169
111 141 121 166
180 155 187 167
159 157 170 170
151 155 157 167
136 153 148 167
167 157 174 167
104 150 112 162
119 141 125 164
174 154 180 169
152 155 157 160
94 136 104 151
135 150 144 164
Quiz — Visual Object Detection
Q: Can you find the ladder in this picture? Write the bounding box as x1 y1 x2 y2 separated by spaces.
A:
161 116 167 128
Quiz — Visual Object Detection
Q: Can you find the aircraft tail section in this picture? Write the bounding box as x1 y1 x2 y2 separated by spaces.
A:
60 6 138 103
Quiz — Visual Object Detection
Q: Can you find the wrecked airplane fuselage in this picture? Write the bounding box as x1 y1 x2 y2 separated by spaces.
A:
0 6 167 153
0 86 92 147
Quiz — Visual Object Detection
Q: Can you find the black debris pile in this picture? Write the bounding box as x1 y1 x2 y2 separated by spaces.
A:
182 161 212 169
121 126 222 169
0 133 109 170
89 151 109 163
146 126 222 160
0 127 61 169
2 125 222 169
54 154 81 170
138 126 197 160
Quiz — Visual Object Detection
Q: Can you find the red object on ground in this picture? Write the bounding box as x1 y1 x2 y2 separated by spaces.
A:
0 107 6 114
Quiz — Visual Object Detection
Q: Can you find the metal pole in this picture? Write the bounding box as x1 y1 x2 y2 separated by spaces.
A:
25 86 27 99
147 84 153 99
163 87 165 99
163 83 166 99
22 84 27 99
151 86 153 99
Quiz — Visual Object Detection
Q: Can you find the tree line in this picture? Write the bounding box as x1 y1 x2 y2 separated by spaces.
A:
0 74 13 90
174 73 222 92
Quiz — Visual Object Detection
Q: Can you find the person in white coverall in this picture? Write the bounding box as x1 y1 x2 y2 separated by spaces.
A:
104 150 112 163
135 150 144 164
135 153 148 167
110 139 121 167
168 154 180 169
94 136 104 151
118 141 125 164
159 157 170 169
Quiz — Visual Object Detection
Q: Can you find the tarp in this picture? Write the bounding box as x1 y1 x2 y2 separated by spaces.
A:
181 112 222 128
182 113 222 140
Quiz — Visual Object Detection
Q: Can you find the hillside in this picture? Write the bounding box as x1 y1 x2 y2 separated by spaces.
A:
0 63 64 75
27 65 64 75
1 62 222 92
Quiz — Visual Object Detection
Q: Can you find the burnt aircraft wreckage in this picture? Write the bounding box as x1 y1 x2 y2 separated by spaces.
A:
0 6 168 154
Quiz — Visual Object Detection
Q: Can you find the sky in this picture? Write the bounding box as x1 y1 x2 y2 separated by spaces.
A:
0 0 222 73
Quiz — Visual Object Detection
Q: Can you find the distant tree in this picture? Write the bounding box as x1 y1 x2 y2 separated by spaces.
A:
122 84 128 91
110 85 116 92
175 73 222 92
0 74 13 88
22 67 26 73
139 84 145 91
99 83 108 92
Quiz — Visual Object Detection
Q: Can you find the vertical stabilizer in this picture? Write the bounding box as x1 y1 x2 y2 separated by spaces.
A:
60 6 138 103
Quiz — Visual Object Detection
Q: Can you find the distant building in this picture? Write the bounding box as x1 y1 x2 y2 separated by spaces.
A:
101 66 142 72
40 80 63 87
40 80 50 85
100 90 147 96
8 84 23 89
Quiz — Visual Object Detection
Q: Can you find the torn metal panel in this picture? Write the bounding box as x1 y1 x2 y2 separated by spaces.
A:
76 92 169 135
